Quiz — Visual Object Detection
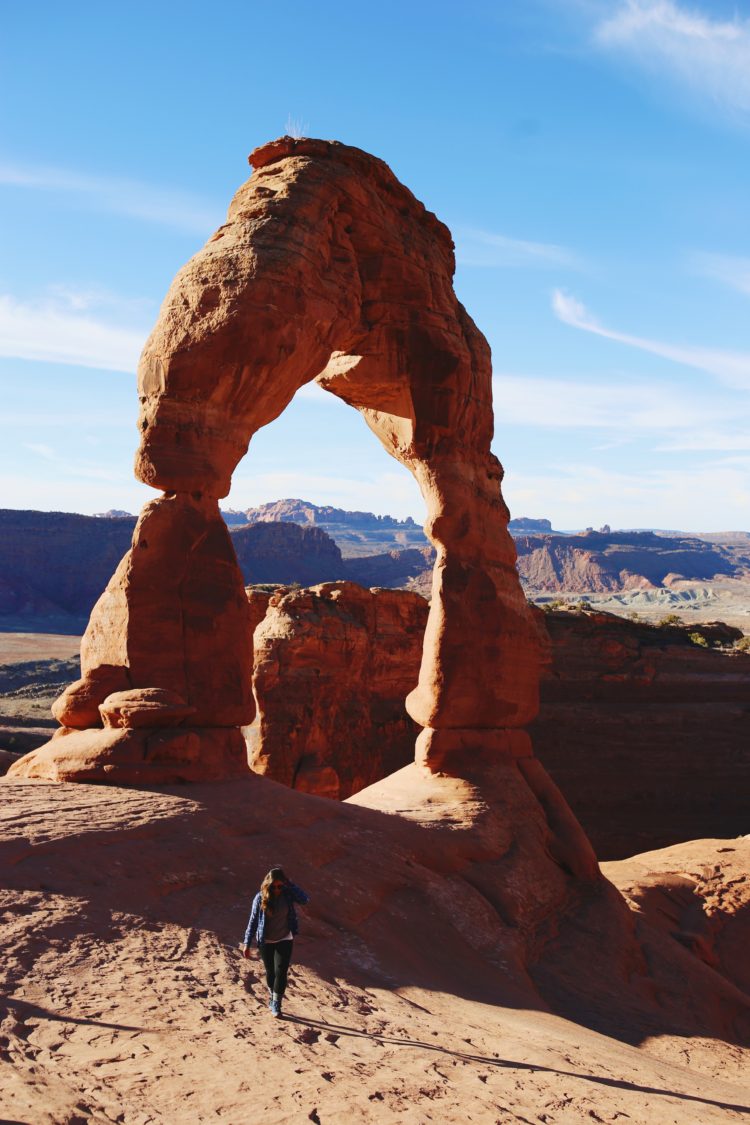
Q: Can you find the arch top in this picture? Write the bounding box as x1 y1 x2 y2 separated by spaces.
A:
248 135 454 249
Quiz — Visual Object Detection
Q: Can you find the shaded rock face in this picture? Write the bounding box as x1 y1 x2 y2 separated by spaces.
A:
531 609 750 860
232 520 345 585
246 581 428 798
0 510 136 629
13 137 548 803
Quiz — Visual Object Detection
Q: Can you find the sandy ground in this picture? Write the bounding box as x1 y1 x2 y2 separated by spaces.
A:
1 775 749 1124
533 580 750 632
0 633 82 665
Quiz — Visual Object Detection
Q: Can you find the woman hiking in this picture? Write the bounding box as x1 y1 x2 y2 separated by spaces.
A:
240 866 309 1017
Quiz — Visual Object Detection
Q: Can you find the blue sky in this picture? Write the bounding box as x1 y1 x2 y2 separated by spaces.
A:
2 0 750 530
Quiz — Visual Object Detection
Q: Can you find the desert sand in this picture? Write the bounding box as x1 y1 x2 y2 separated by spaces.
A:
1 773 749 1125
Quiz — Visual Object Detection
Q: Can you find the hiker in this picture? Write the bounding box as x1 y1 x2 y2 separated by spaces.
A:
240 866 309 1017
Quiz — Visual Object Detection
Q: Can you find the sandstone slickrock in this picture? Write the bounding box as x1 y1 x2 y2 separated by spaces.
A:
247 581 428 798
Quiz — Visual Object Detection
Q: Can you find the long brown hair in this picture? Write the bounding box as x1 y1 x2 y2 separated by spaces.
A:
260 866 287 913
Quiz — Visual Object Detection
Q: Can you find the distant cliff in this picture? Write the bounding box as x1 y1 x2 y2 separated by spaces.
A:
2 508 749 634
0 510 137 629
515 529 745 592
232 522 346 586
236 497 429 557
531 607 750 858
0 509 423 630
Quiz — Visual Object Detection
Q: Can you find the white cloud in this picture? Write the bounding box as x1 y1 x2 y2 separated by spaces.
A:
492 371 744 432
0 159 221 235
655 431 750 452
455 226 580 269
690 252 750 297
0 473 152 515
552 288 750 389
0 293 146 372
24 442 55 460
503 458 750 531
593 0 750 116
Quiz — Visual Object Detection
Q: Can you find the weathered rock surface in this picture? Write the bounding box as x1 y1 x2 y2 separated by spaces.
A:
247 581 428 798
1 777 748 1123
531 608 750 859
12 494 253 783
14 137 549 820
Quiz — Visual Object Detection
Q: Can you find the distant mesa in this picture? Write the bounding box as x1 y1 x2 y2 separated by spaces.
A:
92 509 134 519
508 516 555 534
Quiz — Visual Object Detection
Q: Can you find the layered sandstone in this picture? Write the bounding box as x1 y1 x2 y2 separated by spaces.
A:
515 529 740 593
12 137 548 806
244 589 750 859
246 581 428 798
531 608 750 859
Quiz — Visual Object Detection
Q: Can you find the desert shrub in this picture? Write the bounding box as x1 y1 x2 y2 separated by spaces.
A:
688 632 709 648
734 635 750 653
542 599 566 612
658 613 682 627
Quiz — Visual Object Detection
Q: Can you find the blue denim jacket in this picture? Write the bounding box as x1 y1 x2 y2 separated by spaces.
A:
242 882 309 947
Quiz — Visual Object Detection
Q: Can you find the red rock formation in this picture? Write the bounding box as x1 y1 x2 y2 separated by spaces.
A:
13 137 548 795
244 591 749 859
247 581 428 798
12 137 597 908
531 608 750 859
14 494 253 782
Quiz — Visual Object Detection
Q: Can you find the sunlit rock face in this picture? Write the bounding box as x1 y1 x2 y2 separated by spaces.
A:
10 138 556 837
246 581 429 799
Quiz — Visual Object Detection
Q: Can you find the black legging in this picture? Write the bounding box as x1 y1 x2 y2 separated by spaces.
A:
260 939 293 997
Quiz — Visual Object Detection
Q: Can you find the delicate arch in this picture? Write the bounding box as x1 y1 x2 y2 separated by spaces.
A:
12 138 545 785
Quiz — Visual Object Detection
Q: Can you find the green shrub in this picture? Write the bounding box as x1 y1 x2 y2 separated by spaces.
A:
542 599 565 612
735 635 750 653
688 632 709 648
658 613 682 627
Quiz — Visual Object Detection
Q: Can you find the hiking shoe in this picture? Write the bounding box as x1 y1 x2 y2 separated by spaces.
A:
270 999 281 1018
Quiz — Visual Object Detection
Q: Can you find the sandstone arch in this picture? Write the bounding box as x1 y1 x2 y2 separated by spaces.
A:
10 140 576 862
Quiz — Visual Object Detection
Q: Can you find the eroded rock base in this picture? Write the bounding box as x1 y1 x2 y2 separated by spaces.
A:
9 726 247 784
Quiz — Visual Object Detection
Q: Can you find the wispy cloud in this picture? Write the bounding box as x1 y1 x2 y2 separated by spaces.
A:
0 159 222 235
492 371 745 434
552 288 750 389
503 458 750 531
24 442 55 460
690 252 750 296
0 292 146 372
455 226 581 269
593 0 750 117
